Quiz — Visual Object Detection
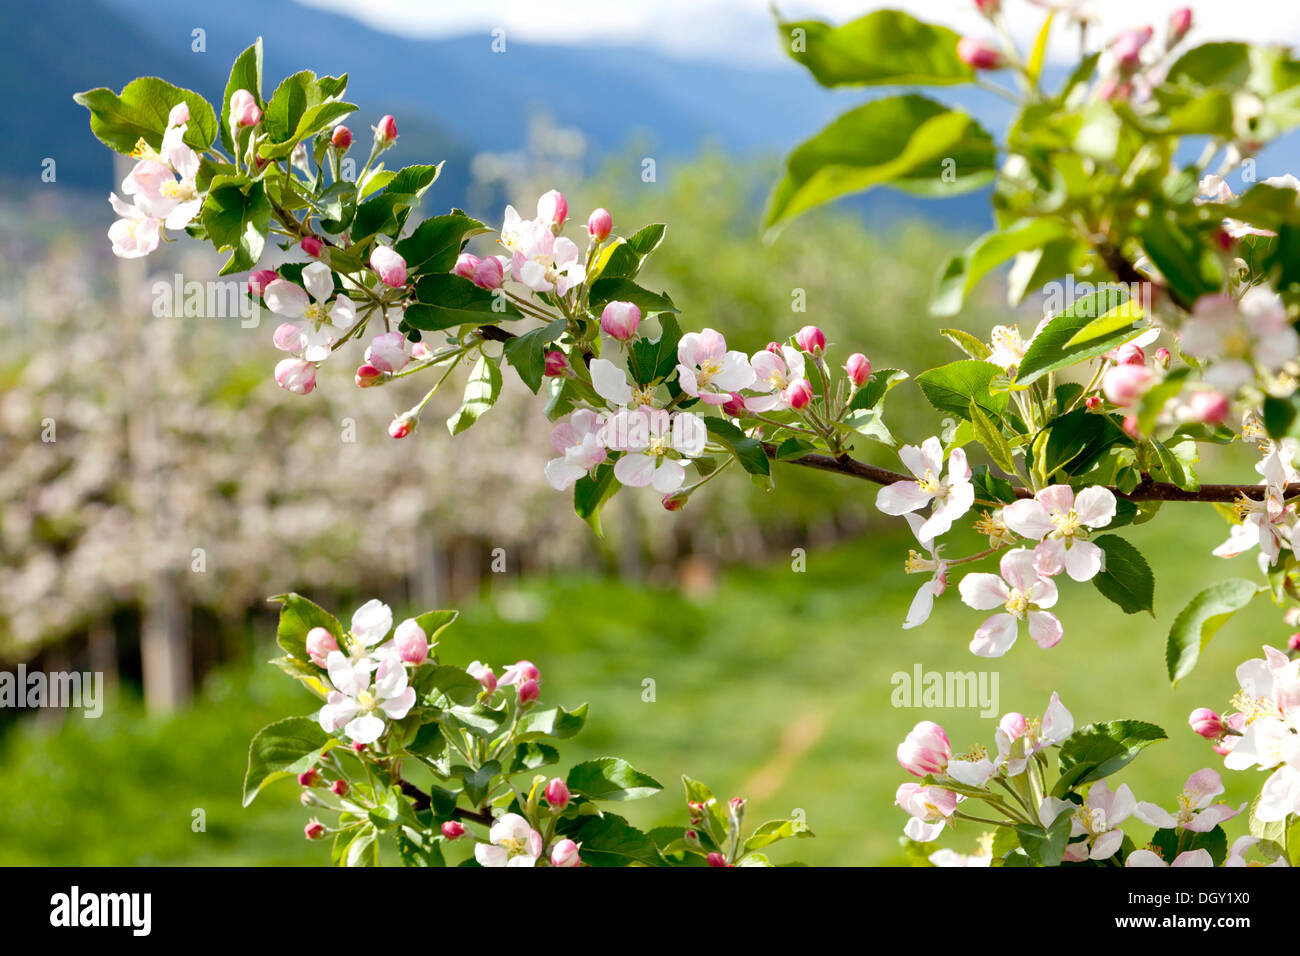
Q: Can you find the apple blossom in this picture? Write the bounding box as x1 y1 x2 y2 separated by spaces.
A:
600 300 641 341
393 618 429 665
677 329 755 405
229 89 261 127
602 406 706 493
475 813 543 867
305 627 339 667
995 693 1073 776
1133 769 1243 832
895 782 959 842
1211 448 1294 565
1189 708 1225 739
501 660 541 686
331 125 353 150
318 653 416 744
929 847 993 867
274 357 317 395
1180 290 1299 392
121 118 202 230
587 207 612 241
467 661 498 694
897 720 951 776
1224 835 1289 867
1042 779 1135 861
441 821 465 839
1125 848 1213 867
373 114 398 146
794 325 825 355
1187 390 1230 425
370 245 407 287
1101 363 1154 406
959 549 1061 657
472 255 507 290
957 37 1005 70
845 352 871 387
550 839 581 867
876 436 974 543
745 345 806 413
901 513 948 630
364 331 411 374
545 778 571 809
107 193 163 258
510 216 585 294
266 262 356 362
517 679 540 704
785 379 813 410
1002 484 1116 582
544 409 608 491
537 189 568 229
453 252 479 280
1112 343 1145 366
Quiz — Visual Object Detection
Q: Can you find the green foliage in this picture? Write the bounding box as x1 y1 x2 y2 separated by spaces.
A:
1166 579 1261 684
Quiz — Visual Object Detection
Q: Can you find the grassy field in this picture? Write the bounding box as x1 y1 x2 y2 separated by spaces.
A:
0 496 1282 866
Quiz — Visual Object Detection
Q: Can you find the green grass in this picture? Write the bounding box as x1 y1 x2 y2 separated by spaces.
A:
0 512 1282 865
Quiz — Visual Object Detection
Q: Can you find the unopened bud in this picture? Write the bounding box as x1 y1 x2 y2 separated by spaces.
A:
330 779 349 797
543 350 568 377
600 300 641 341
298 768 320 787
248 269 279 297
785 379 814 410
331 125 353 151
441 821 465 839
230 89 262 128
795 325 826 355
957 37 1006 71
300 236 324 258
370 245 407 287
517 678 541 705
587 207 613 241
394 618 429 665
550 838 582 867
845 352 871 387
538 189 568 229
1188 708 1225 739
545 778 570 810
1187 390 1230 426
388 416 414 439
453 252 480 280
707 852 729 868
304 820 327 840
374 114 398 146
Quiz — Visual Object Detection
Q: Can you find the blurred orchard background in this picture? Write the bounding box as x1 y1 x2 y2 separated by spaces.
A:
1 0 1298 865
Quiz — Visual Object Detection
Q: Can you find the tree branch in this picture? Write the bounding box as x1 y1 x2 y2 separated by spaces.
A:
759 443 1294 503
398 778 494 826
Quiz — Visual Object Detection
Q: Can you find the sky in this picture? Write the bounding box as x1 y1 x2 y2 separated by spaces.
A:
294 0 1300 66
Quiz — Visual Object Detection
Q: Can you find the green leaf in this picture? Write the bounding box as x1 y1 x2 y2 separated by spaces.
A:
629 314 682 386
914 360 1009 420
351 163 442 242
765 95 995 231
970 464 1018 504
939 328 993 360
259 70 354 157
931 219 1069 317
1136 210 1222 306
201 176 271 276
566 757 663 802
589 223 667 281
556 812 665 867
1015 806 1072 866
268 592 343 661
243 716 332 806
220 40 264 154
573 461 619 536
743 819 815 853
413 665 482 708
1166 579 1261 684
503 320 567 393
395 212 490 278
513 703 588 742
508 742 560 774
74 78 218 155
778 10 974 87
1038 408 1125 478
587 277 678 315
412 609 458 645
1055 720 1167 795
969 401 1017 475
1150 824 1228 867
406 275 522 332
1015 290 1145 385
706 417 770 479
459 761 500 806
446 356 503 436
851 368 910 411
1091 534 1155 615
1168 42 1251 88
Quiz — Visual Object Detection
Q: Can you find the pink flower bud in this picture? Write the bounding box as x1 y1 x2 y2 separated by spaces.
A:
297 768 319 787
509 660 541 683
1154 347 1171 367
1187 390 1230 426
1111 26 1154 69
441 821 465 839
453 252 480 280
1101 364 1154 407
999 712 1026 741
1168 8 1192 46
168 102 190 127
785 379 814 410
304 820 326 840
230 89 262 127
684 829 700 846
729 797 746 812
765 341 782 354
550 838 582 867
330 779 348 797
537 189 568 228
365 330 410 374
394 618 429 665
795 325 826 355
352 742 366 753
706 852 729 868
1113 343 1145 366
896 720 951 777
1084 395 1102 410
1122 414 1141 439
248 269 279 297
661 492 687 512
543 350 568 377
355 363 384 388
472 255 505 290
600 300 641 341
845 352 871 386
374 114 398 146
1189 708 1225 739
468 662 498 694
331 125 353 151
305 627 339 667
274 358 316 395
1290 632 1300 652
370 245 407 287
721 392 746 417
517 678 540 705
388 417 414 439
545 778 570 809
301 236 324 258
587 207 613 241
1097 77 1134 103
957 37 1006 70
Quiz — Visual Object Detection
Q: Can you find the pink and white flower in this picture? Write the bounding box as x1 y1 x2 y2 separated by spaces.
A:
1181 290 1299 393
265 262 357 362
897 720 951 777
1133 769 1243 832
318 653 416 744
544 409 608 491
994 693 1073 775
676 329 755 406
475 813 543 867
902 514 948 629
1212 448 1294 566
364 331 411 374
958 549 1061 657
274 357 317 395
877 437 974 543
121 115 202 231
1002 484 1116 582
895 783 959 842
602 406 706 494
1125 848 1214 867
107 193 162 258
744 345 806 413
1041 780 1136 861
511 219 585 295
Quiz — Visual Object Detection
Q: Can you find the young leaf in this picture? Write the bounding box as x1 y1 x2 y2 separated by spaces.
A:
243 716 333 806
566 757 663 801
446 355 502 436
777 9 974 87
1166 579 1261 683
1091 534 1155 615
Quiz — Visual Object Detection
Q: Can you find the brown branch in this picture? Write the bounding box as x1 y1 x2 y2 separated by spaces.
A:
398 778 493 826
759 443 1294 504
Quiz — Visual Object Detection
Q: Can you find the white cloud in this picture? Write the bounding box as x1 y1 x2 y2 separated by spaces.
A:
293 0 1300 66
